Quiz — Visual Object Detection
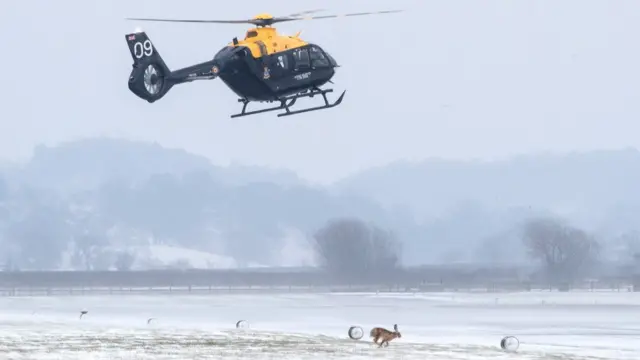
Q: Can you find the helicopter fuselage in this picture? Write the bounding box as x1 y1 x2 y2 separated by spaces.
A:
125 25 343 117
125 10 400 117
212 28 339 101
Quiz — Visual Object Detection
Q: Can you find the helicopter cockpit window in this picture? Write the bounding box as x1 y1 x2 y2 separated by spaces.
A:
246 31 258 38
276 55 288 69
293 49 310 69
309 46 330 68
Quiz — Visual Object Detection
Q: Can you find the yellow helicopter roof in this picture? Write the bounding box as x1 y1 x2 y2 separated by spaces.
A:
229 23 308 58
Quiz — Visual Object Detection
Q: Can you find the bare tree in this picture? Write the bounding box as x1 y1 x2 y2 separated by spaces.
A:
522 217 599 283
311 218 401 280
91 250 115 271
370 226 401 270
114 251 136 271
617 231 640 263
73 233 109 270
0 176 7 202
6 204 70 270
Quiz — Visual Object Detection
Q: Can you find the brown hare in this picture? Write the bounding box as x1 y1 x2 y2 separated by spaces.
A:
370 324 401 347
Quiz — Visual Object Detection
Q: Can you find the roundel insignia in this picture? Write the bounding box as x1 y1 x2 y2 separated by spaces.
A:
212 66 219 74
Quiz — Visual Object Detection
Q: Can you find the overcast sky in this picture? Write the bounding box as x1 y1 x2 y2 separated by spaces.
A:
1 0 639 184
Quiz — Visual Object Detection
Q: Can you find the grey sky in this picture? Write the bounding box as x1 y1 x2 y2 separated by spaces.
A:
1 0 639 184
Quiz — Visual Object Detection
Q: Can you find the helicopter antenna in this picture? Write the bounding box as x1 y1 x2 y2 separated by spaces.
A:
126 9 403 28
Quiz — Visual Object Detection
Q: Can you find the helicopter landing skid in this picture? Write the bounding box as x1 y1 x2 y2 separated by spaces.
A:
277 88 346 117
229 88 346 118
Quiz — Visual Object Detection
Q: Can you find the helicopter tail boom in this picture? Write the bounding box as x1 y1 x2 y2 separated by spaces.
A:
125 31 221 103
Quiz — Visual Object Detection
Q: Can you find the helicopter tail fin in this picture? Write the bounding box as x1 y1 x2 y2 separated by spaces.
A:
125 31 173 103
125 31 169 72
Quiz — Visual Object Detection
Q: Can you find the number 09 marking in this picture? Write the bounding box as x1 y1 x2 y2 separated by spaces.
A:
133 40 153 58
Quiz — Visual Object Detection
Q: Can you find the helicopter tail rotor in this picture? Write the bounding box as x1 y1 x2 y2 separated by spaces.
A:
125 31 174 103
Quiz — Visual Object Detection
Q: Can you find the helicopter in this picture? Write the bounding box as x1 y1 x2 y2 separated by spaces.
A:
124 9 402 118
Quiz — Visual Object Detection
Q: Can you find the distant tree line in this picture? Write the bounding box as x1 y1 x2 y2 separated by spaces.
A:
310 215 639 287
5 137 640 277
1 136 640 279
0 165 403 271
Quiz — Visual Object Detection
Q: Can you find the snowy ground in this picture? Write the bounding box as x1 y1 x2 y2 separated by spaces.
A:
0 291 639 359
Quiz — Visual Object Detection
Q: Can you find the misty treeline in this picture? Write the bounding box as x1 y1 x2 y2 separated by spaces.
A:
0 139 408 271
0 138 639 277
311 215 639 283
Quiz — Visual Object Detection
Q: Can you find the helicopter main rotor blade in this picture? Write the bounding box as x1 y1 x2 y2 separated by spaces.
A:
126 17 251 24
126 9 403 27
285 9 326 18
125 17 297 26
281 10 404 22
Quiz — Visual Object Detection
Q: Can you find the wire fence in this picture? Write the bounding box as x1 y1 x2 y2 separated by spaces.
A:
0 281 636 297
0 268 637 297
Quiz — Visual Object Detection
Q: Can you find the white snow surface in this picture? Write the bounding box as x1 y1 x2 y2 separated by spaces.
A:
0 291 639 359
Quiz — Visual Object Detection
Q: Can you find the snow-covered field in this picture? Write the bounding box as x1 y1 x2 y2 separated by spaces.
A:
0 291 639 359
